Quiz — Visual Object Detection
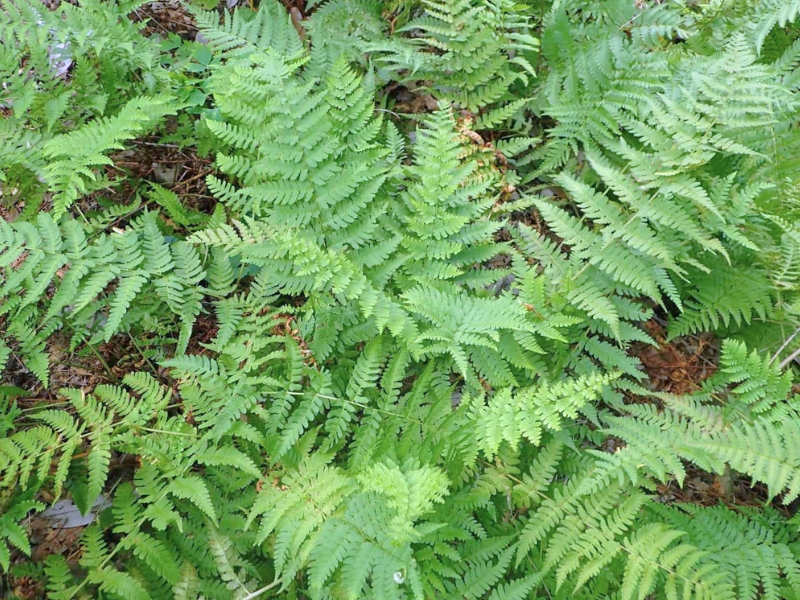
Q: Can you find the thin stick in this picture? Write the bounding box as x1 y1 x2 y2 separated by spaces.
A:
240 579 282 600
770 324 800 365
62 321 119 383
779 344 800 370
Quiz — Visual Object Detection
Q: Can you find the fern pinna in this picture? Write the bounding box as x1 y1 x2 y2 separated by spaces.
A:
4 0 800 599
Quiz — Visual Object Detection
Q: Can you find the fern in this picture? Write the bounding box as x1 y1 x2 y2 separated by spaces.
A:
471 371 617 457
4 1 800 600
368 0 539 111
751 0 800 55
42 95 179 217
0 495 44 572
648 504 800 600
0 212 207 383
0 0 171 213
667 263 774 339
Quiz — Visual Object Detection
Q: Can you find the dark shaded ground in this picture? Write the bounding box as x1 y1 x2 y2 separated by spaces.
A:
632 318 719 395
628 319 784 513
132 0 198 39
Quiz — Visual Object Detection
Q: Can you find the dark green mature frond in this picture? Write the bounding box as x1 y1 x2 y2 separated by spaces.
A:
43 95 179 217
471 371 617 457
193 1 304 61
667 264 774 339
0 212 205 382
751 0 800 54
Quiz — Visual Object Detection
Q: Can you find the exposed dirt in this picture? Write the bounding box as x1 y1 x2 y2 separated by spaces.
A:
384 83 441 116
132 0 198 39
47 335 111 393
1 335 113 405
8 575 45 600
184 312 220 356
119 136 217 216
279 0 307 12
631 318 719 395
68 132 217 233
28 519 85 564
626 318 786 512
656 464 778 512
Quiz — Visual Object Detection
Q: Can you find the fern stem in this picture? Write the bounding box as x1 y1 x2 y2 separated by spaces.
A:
126 332 159 377
716 463 734 502
19 401 71 411
134 426 199 437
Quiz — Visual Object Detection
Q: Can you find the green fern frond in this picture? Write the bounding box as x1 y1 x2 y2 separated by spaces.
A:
43 95 178 217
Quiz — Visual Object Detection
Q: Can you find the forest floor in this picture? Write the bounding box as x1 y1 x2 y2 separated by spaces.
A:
2 2 784 596
627 320 776 509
